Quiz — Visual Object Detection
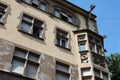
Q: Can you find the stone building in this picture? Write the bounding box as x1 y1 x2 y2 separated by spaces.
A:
0 0 110 80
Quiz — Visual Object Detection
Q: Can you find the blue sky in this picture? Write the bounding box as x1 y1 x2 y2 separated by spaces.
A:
68 0 120 56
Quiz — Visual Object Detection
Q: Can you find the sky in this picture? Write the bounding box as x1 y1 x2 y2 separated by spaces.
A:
68 0 120 56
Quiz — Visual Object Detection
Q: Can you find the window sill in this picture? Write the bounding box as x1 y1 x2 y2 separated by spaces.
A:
82 75 92 78
55 44 71 51
79 50 89 53
0 22 4 25
0 70 35 80
18 30 44 41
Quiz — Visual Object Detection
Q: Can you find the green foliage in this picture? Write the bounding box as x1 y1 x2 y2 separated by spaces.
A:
106 53 120 80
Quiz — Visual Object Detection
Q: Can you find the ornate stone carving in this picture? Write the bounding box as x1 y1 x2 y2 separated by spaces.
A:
81 53 88 63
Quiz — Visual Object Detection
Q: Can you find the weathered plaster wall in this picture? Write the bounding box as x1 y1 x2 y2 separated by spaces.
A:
0 38 14 71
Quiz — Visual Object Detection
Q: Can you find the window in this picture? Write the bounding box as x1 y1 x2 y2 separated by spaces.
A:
82 69 91 76
97 46 102 54
0 3 8 24
89 43 95 52
94 69 100 77
23 0 46 11
56 62 70 80
78 35 85 41
39 3 46 11
19 14 45 39
79 43 86 51
102 73 108 80
56 28 70 49
54 9 73 23
11 47 40 79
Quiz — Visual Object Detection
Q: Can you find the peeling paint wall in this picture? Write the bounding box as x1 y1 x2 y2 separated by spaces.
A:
39 54 56 80
0 38 14 71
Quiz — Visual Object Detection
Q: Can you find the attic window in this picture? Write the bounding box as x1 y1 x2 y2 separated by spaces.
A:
54 8 73 23
23 0 47 11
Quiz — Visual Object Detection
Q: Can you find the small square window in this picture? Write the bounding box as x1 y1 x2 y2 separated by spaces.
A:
82 68 91 76
78 35 85 41
79 43 86 51
32 0 39 7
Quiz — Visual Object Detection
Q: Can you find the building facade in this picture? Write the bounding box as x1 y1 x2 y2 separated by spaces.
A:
0 0 110 80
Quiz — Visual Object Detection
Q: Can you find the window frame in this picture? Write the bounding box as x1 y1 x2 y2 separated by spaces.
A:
55 28 71 51
18 13 45 40
22 0 47 12
79 42 87 51
54 7 73 24
0 2 8 25
11 47 40 79
56 61 70 80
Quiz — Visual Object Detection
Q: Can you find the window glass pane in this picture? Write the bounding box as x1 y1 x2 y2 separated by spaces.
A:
103 74 108 80
56 72 69 80
78 35 85 41
61 12 68 17
32 0 39 6
11 59 24 74
26 63 38 78
57 38 61 45
55 10 60 17
23 15 33 23
68 16 73 23
82 69 91 76
61 39 66 47
14 50 26 58
21 22 31 32
34 19 43 26
79 44 86 51
28 53 39 62
33 26 42 37
24 0 31 4
56 63 69 73
90 43 95 52
40 3 46 11
94 71 100 77
0 14 3 22
0 3 7 11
